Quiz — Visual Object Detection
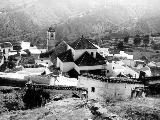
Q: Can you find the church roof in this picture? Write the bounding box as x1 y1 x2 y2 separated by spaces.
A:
70 36 98 50
96 52 106 61
40 41 68 59
58 49 74 62
96 52 106 64
48 26 55 32
75 51 100 66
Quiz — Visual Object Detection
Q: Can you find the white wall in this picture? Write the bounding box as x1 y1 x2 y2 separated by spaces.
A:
21 41 30 50
77 76 144 101
105 62 139 78
35 59 53 67
62 62 75 72
0 56 4 66
79 65 103 71
2 47 13 59
122 59 135 67
57 58 80 73
97 48 109 57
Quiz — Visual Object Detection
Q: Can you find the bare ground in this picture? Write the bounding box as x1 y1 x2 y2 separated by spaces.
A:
0 97 160 120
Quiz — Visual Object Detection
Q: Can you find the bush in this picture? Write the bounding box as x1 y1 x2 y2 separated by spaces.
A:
3 91 25 111
0 90 25 114
0 94 8 114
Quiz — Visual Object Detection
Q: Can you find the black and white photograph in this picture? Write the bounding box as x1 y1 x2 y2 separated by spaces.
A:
0 0 160 119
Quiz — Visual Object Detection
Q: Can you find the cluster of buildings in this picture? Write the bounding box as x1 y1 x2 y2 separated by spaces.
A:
0 26 155 101
0 26 153 79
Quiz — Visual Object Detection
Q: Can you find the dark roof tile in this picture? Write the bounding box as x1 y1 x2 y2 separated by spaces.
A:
58 49 74 62
40 41 68 59
96 52 106 64
96 52 106 61
75 51 100 66
70 36 98 50
0 42 12 48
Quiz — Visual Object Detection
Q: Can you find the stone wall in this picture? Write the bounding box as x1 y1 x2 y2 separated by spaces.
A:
77 76 144 101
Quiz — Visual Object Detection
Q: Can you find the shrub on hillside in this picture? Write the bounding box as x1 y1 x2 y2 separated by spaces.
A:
0 90 25 113
3 91 25 111
0 94 8 114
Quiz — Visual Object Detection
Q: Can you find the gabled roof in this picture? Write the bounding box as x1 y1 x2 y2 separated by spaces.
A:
0 42 12 48
54 41 68 55
68 68 79 74
40 41 68 59
96 52 106 64
58 49 74 62
96 52 106 61
70 36 98 50
75 51 100 66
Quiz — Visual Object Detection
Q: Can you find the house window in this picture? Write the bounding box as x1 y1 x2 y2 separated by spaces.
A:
91 52 94 57
113 67 114 69
107 70 109 73
91 87 95 92
3 49 5 54
41 60 43 61
51 33 54 37
46 62 48 64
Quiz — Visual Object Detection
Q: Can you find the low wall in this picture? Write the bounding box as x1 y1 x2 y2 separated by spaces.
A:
0 77 27 87
77 76 144 101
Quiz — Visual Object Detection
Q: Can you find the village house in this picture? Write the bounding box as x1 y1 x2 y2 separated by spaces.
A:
122 59 152 77
35 58 53 67
77 76 144 101
0 52 4 66
128 37 134 45
114 51 133 59
105 60 139 78
0 42 13 60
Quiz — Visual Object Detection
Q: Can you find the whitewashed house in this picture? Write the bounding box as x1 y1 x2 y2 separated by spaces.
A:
105 61 139 78
56 49 79 73
0 42 13 60
114 51 133 59
35 58 53 67
0 52 4 66
77 76 144 101
21 41 30 50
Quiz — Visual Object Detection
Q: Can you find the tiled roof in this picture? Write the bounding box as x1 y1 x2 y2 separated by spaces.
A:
0 42 12 48
96 52 106 61
58 49 74 62
75 51 100 66
40 41 68 59
70 36 98 50
96 52 106 64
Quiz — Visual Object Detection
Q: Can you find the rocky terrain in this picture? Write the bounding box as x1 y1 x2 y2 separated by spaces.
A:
1 97 160 120
0 98 123 120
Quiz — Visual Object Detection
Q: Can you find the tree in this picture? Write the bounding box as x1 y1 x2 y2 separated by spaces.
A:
7 60 15 69
124 36 129 43
117 41 124 51
143 35 150 48
134 35 141 46
152 44 160 50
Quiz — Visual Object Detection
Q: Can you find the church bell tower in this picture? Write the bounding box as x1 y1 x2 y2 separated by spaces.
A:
47 25 56 51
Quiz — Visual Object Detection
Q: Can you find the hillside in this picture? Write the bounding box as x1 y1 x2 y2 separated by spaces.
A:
0 0 160 46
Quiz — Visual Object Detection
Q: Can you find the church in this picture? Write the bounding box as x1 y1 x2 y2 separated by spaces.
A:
40 26 107 78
